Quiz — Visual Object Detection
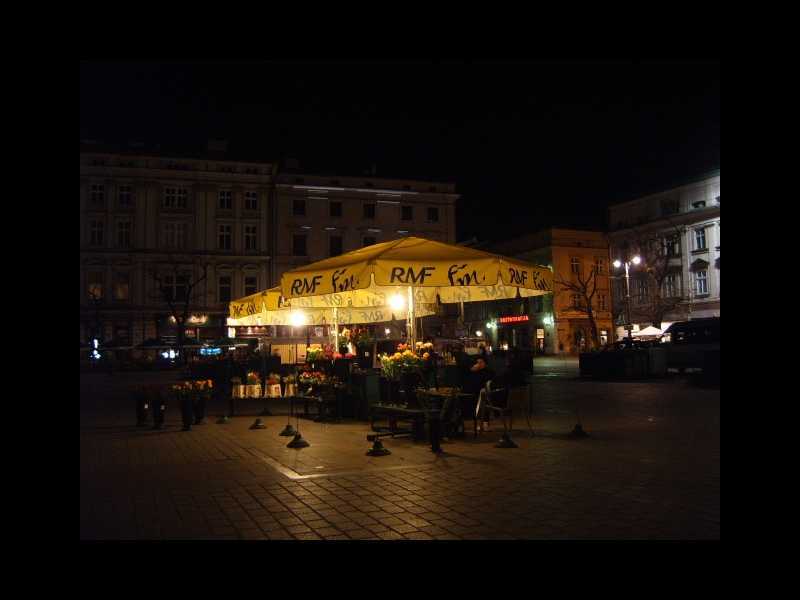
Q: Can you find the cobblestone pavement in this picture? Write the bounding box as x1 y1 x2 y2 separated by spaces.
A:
80 359 719 540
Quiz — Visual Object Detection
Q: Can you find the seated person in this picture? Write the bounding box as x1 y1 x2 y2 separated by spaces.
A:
462 357 496 431
463 356 495 394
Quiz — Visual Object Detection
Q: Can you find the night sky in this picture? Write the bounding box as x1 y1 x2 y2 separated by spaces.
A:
80 59 720 242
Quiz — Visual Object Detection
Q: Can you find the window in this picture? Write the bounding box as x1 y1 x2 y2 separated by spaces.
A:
118 185 134 208
117 221 132 248
427 207 439 222
244 191 258 211
598 294 607 311
363 236 376 247
693 200 706 209
218 276 232 303
363 203 376 219
635 279 649 304
163 274 188 302
571 294 582 309
694 270 708 296
293 199 306 216
89 220 104 246
113 272 130 301
665 234 680 257
87 272 104 300
570 257 581 275
695 228 707 250
163 188 188 209
663 273 679 298
329 201 342 218
218 190 232 210
90 184 105 207
244 276 257 296
218 224 232 250
293 234 307 256
594 257 605 275
244 225 257 251
401 205 413 220
329 235 343 257
163 223 188 249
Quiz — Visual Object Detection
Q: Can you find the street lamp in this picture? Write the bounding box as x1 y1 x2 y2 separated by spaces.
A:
613 255 641 340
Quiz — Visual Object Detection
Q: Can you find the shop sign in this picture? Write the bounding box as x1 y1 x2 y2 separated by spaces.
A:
499 315 529 324
536 328 544 339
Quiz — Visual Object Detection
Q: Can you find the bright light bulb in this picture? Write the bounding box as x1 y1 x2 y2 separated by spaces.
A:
632 256 641 265
388 293 405 311
476 331 483 337
384 328 391 335
289 311 307 327
613 259 622 269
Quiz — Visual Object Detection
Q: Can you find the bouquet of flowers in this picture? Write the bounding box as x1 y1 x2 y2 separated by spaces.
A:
305 346 325 362
246 371 260 385
283 373 296 384
334 352 356 359
299 370 327 386
266 373 281 385
379 344 424 380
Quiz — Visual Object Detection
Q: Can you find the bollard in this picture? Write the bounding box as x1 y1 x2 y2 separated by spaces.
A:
194 388 208 425
152 389 166 430
135 388 149 427
180 391 194 431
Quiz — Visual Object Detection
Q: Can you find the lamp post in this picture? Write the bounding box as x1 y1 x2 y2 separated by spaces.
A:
612 255 641 341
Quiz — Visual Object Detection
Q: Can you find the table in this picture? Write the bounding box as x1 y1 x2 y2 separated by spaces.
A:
369 404 431 441
417 388 479 439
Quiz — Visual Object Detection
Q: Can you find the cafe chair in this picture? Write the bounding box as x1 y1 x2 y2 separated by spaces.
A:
476 382 513 440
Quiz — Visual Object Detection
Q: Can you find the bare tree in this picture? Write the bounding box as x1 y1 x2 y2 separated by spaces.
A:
149 257 209 363
617 223 685 329
555 265 602 350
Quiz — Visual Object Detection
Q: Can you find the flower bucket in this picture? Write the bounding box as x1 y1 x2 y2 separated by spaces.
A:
268 383 282 398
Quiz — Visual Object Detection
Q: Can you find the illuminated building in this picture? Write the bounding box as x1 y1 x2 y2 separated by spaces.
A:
607 170 720 338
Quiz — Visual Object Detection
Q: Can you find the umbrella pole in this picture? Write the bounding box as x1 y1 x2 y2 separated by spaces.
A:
332 307 339 356
407 286 416 348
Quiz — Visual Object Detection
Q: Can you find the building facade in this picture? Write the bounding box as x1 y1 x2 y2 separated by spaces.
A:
466 228 613 355
271 172 458 286
79 144 277 347
80 144 458 348
607 170 720 337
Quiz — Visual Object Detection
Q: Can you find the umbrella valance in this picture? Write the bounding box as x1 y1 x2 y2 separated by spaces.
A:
227 300 436 327
228 288 282 320
279 236 553 301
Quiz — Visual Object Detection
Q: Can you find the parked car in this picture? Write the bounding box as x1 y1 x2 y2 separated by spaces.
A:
662 318 720 372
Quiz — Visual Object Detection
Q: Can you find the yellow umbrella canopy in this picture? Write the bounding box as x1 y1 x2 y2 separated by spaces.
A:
280 236 553 303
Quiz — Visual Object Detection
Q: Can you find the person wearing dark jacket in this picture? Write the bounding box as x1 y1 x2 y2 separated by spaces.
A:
463 357 496 432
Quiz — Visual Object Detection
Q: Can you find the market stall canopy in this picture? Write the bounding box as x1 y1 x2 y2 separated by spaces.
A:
228 286 436 327
279 236 553 305
633 325 663 337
